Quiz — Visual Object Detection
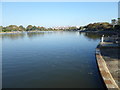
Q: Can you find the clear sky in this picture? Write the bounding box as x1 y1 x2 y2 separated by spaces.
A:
2 2 118 27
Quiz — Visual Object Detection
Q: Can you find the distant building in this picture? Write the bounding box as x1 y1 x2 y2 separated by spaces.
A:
111 19 117 27
111 18 120 26
52 26 70 30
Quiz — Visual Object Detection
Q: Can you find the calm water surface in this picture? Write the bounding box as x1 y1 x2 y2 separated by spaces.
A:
2 31 105 88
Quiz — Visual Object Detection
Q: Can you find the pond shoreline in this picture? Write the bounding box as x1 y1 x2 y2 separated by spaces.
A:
0 30 78 34
79 30 119 35
1 30 119 34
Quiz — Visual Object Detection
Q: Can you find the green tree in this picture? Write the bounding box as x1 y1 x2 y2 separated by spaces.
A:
0 26 3 32
19 25 25 31
3 25 19 31
26 25 33 31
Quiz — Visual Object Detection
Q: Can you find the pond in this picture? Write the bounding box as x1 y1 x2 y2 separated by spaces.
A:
2 31 105 88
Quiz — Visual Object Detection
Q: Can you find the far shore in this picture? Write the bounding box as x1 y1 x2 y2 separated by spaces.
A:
0 31 23 34
0 30 77 34
0 30 119 35
0 30 58 34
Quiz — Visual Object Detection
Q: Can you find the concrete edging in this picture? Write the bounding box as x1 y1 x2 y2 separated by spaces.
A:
96 45 119 89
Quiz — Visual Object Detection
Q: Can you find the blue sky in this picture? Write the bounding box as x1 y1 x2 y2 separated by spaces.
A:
2 2 118 27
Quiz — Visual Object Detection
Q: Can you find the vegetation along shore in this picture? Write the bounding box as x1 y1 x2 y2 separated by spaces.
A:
0 18 120 34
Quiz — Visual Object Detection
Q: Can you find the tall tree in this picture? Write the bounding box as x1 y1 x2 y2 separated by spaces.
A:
19 25 25 31
26 25 33 31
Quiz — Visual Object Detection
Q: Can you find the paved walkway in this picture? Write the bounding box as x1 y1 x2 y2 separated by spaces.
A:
100 47 120 88
96 48 119 89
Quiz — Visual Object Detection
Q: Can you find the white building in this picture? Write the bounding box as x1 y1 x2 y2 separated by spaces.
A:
111 18 120 26
111 19 117 27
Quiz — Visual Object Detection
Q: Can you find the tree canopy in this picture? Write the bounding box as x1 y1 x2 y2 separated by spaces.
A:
83 22 113 31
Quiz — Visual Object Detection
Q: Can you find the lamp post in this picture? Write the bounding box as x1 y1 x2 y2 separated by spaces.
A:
101 35 104 43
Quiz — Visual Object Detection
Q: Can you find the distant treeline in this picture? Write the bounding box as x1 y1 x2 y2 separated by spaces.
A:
0 22 120 32
80 22 120 31
0 25 79 32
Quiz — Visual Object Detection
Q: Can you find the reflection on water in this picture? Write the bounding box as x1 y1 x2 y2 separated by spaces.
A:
27 32 45 39
80 32 101 41
2 31 106 88
1 31 61 40
1 33 25 40
1 31 103 40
